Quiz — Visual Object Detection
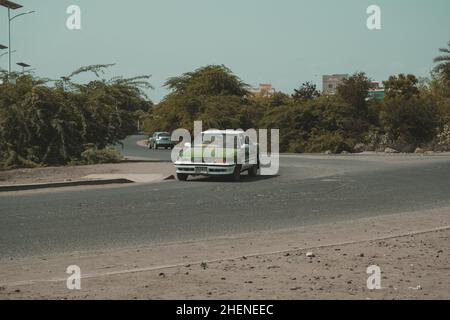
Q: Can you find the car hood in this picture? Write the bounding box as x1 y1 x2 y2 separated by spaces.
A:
179 147 238 160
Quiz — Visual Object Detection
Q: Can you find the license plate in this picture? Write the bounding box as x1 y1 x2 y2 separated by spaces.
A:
195 167 208 174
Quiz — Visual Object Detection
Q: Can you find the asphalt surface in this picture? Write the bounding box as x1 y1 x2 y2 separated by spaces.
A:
1 136 450 259
116 135 173 161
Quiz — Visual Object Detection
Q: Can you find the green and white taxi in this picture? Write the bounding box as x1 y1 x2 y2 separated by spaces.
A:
174 130 259 181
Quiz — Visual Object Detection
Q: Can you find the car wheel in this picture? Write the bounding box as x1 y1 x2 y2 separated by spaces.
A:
176 173 188 181
231 165 242 182
248 164 259 177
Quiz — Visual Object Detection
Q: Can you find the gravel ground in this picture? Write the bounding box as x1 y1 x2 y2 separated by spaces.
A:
0 208 448 300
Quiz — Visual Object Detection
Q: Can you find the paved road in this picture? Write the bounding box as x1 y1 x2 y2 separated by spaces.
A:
116 135 173 161
1 137 450 259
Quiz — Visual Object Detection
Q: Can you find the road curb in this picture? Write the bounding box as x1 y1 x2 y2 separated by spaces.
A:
121 159 172 164
0 178 134 192
0 173 176 192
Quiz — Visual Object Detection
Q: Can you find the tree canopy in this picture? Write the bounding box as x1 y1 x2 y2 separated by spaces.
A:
164 65 249 97
145 65 257 133
143 40 450 154
0 65 152 168
292 82 321 102
383 74 420 99
434 41 450 82
2 41 450 170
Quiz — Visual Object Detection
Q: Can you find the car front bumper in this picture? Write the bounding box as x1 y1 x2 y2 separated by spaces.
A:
175 163 236 175
153 140 174 146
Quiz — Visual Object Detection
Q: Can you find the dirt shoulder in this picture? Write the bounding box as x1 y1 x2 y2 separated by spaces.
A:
0 207 448 300
0 162 174 186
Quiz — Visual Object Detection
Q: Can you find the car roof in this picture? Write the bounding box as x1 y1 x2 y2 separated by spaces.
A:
202 130 244 135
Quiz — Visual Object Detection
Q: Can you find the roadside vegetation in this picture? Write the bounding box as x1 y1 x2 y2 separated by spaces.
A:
145 41 450 154
0 65 153 169
0 41 449 169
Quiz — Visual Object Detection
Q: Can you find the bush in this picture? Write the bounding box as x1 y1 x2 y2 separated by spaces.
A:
379 96 438 146
80 147 123 165
437 124 450 150
362 129 390 151
304 129 350 154
286 140 307 153
141 64 449 154
0 65 152 169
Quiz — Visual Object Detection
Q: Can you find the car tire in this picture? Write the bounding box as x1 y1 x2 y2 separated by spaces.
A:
231 165 242 182
176 173 188 181
248 164 259 177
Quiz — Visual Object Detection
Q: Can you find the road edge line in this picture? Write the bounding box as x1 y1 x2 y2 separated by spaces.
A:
0 179 134 192
3 224 449 287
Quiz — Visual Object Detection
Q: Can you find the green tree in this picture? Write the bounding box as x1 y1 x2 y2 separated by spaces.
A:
249 91 292 108
380 96 438 147
260 96 359 153
146 65 252 133
383 74 420 99
337 72 372 115
292 82 320 102
164 65 248 97
0 65 152 169
433 41 450 81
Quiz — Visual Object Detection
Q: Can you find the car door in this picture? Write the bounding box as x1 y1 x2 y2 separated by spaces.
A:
238 134 250 170
243 135 258 168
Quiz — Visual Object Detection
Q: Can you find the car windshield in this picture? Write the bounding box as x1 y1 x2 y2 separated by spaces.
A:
199 133 240 148
158 133 170 138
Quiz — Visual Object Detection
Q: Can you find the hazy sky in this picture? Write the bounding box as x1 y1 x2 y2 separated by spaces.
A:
1 0 449 102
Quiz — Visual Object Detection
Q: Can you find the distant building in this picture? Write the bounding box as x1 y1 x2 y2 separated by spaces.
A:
323 76 385 100
249 83 276 97
369 81 380 89
322 74 348 95
367 89 385 100
367 81 385 101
